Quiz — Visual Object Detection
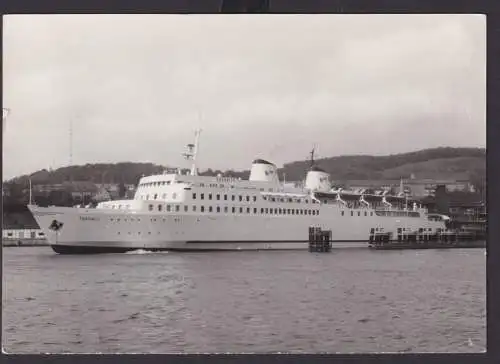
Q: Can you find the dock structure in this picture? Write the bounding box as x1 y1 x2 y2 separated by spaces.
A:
308 227 332 252
368 228 485 250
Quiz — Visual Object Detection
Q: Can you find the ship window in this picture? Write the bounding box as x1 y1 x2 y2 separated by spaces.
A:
224 206 228 213
148 204 153 211
217 206 221 213
305 200 309 204
317 210 320 215
172 193 177 199
351 211 354 216
253 208 257 214
239 207 243 213
193 205 197 212
209 194 213 200
288 198 292 203
232 195 235 201
341 211 345 216
278 208 282 214
224 194 228 201
263 196 267 201
209 206 213 212
201 206 205 212
253 196 257 202
269 189 273 192
162 193 167 199
184 205 188 212
246 207 250 213
287 209 291 214
370 212 374 216
364 211 367 216
239 195 243 201
265 208 269 214
201 193 205 200
260 188 264 191
232 207 236 213
193 193 197 199
216 194 220 200
246 196 250 202
176 205 180 212
158 205 162 211
166 205 171 212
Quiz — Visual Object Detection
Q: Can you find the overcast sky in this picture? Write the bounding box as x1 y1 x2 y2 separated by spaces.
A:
3 14 485 180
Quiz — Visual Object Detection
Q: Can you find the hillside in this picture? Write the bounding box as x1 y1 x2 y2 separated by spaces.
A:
379 157 486 181
5 147 486 188
281 147 486 182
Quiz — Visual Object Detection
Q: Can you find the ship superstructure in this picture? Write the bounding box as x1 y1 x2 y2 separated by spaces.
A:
28 131 448 254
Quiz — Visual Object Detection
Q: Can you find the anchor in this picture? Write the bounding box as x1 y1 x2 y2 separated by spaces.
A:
49 220 64 232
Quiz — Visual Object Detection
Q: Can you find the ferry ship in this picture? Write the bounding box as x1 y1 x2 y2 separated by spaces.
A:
28 131 448 254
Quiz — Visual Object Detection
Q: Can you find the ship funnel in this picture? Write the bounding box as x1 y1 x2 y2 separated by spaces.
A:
305 166 331 192
249 159 279 183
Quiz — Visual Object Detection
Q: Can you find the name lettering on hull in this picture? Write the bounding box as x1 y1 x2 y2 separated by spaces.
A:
80 216 100 222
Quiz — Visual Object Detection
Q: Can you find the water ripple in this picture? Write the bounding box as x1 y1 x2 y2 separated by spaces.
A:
3 247 486 354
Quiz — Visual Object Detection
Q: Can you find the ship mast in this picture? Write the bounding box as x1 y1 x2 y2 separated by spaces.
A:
2 108 10 141
309 147 315 168
182 129 202 176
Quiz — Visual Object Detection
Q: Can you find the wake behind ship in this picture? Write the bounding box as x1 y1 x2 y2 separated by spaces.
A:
28 131 448 254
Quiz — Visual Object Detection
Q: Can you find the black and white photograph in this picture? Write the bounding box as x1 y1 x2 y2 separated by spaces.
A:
2 14 486 354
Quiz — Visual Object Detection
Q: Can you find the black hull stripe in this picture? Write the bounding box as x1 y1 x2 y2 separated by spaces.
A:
185 240 368 243
50 245 309 254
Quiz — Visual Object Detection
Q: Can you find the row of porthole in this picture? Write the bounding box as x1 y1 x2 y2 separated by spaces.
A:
199 183 274 193
139 192 178 201
193 193 257 202
341 211 374 217
147 203 320 216
265 196 315 204
104 204 131 209
376 211 420 217
139 181 173 187
110 217 181 223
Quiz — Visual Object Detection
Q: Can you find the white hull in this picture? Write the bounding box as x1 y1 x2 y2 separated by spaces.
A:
29 205 446 253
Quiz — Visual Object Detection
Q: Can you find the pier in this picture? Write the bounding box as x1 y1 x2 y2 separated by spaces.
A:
368 228 486 250
308 227 332 252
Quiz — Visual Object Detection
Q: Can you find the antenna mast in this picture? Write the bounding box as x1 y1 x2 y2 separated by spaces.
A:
2 108 10 141
309 145 316 168
69 118 73 166
182 129 202 176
